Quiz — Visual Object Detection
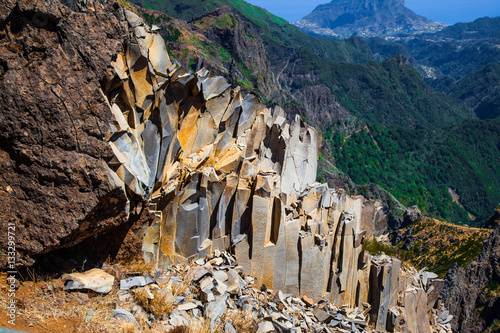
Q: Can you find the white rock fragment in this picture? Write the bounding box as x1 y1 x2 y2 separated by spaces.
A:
62 268 114 294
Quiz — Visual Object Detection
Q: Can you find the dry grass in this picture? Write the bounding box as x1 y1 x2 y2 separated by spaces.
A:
124 261 156 276
400 217 493 276
0 277 119 333
73 291 119 332
118 320 138 333
172 279 190 296
223 309 256 332
134 288 150 308
150 291 175 318
0 263 232 333
134 288 175 319
7 282 68 324
167 318 212 333
186 318 211 333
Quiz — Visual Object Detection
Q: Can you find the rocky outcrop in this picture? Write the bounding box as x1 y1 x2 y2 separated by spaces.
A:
101 10 453 332
0 0 154 266
294 0 445 39
441 206 500 333
101 10 385 307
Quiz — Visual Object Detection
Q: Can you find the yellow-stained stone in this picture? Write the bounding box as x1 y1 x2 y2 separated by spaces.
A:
178 105 201 155
111 52 128 80
214 145 241 174
192 112 218 154
127 53 153 109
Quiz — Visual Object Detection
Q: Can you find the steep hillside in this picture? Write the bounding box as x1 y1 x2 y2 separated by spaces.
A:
365 36 413 62
448 63 500 120
294 0 444 39
393 218 492 277
130 0 374 64
327 120 500 226
282 52 474 128
419 16 500 41
128 0 475 132
442 207 500 333
128 0 372 135
365 19 500 121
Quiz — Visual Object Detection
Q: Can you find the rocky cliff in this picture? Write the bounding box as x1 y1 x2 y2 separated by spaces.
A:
294 0 444 39
441 207 500 333
100 6 386 307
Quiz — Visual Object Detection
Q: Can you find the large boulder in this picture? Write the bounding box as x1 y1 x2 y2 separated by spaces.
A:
0 0 152 267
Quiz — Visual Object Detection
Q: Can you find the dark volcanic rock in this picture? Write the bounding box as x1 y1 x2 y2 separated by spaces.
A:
441 206 500 333
0 0 152 266
294 0 444 39
403 206 422 226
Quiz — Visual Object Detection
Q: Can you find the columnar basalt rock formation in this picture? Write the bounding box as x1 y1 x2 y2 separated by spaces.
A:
101 7 389 309
101 10 452 333
104 7 385 305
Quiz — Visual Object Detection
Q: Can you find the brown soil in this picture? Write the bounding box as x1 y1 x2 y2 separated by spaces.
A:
0 273 117 333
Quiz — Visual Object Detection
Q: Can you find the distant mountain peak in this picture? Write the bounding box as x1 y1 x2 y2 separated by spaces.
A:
294 0 445 39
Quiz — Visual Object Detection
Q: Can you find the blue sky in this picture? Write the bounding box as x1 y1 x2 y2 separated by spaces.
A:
245 0 500 25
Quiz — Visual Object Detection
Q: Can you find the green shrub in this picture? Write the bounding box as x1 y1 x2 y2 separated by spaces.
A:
362 238 407 260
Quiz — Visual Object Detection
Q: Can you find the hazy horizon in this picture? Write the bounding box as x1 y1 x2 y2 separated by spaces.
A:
245 0 500 25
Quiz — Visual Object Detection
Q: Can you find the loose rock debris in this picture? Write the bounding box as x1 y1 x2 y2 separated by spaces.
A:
58 251 452 333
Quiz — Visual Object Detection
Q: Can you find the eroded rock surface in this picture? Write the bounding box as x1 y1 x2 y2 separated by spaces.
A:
0 0 154 266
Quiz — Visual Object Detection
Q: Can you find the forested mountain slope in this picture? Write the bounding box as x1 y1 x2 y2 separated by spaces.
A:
327 120 500 225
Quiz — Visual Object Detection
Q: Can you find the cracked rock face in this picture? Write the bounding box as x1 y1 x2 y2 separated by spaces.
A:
0 0 157 266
